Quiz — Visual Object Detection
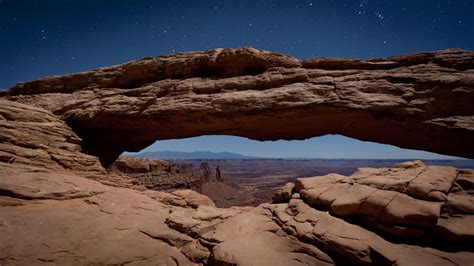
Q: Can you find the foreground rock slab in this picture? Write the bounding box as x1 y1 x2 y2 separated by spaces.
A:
290 160 474 251
0 99 334 265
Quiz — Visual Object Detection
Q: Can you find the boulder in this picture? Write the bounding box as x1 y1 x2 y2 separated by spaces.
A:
272 182 295 203
297 161 474 249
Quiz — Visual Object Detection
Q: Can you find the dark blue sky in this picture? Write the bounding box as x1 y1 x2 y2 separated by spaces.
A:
1 0 473 158
1 0 472 88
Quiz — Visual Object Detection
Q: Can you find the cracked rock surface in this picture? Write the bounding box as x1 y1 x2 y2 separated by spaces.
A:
291 160 474 252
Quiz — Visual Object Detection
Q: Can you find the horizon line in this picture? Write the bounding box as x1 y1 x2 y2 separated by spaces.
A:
125 150 472 161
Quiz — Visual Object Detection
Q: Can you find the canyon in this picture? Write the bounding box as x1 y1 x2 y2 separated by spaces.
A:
1 47 473 265
108 157 250 208
110 156 474 208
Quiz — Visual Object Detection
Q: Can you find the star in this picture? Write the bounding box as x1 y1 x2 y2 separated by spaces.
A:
375 12 384 20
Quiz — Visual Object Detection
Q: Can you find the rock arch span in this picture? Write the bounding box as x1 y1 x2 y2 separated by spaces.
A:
4 47 474 166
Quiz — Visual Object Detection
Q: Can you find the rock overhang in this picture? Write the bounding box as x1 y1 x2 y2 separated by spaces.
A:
2 47 474 166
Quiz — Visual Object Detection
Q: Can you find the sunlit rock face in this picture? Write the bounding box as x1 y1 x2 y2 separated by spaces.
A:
4 47 474 166
1 48 474 265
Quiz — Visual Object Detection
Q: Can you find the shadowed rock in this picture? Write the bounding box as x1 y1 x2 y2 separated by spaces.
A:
4 47 474 166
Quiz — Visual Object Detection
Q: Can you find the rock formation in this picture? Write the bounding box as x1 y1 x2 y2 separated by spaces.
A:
286 160 474 252
108 156 202 191
109 157 241 207
1 48 474 265
198 162 213 182
216 166 222 182
3 47 474 166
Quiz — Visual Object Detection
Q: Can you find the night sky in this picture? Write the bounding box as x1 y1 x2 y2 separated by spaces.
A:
1 0 473 159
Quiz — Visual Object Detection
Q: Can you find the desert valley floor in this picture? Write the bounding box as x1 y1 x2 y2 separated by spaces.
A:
111 157 474 208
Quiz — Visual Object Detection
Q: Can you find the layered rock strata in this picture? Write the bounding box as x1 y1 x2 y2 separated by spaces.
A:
283 160 474 252
4 47 474 166
108 156 202 191
108 157 243 207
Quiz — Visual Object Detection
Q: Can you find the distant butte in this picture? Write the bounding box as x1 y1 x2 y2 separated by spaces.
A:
3 47 474 166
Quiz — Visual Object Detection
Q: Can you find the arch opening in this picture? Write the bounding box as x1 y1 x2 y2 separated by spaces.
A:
72 104 474 168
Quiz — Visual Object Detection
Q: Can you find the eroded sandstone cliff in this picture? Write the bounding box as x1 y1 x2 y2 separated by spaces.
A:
108 156 202 191
4 47 474 166
108 157 249 208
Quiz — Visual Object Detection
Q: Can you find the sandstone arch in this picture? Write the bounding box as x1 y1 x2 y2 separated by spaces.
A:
4 47 474 166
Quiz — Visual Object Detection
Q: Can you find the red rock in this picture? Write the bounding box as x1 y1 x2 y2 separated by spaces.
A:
1 48 473 265
4 48 474 166
296 160 474 249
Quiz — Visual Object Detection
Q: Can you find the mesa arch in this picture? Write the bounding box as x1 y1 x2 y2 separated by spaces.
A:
3 47 474 166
